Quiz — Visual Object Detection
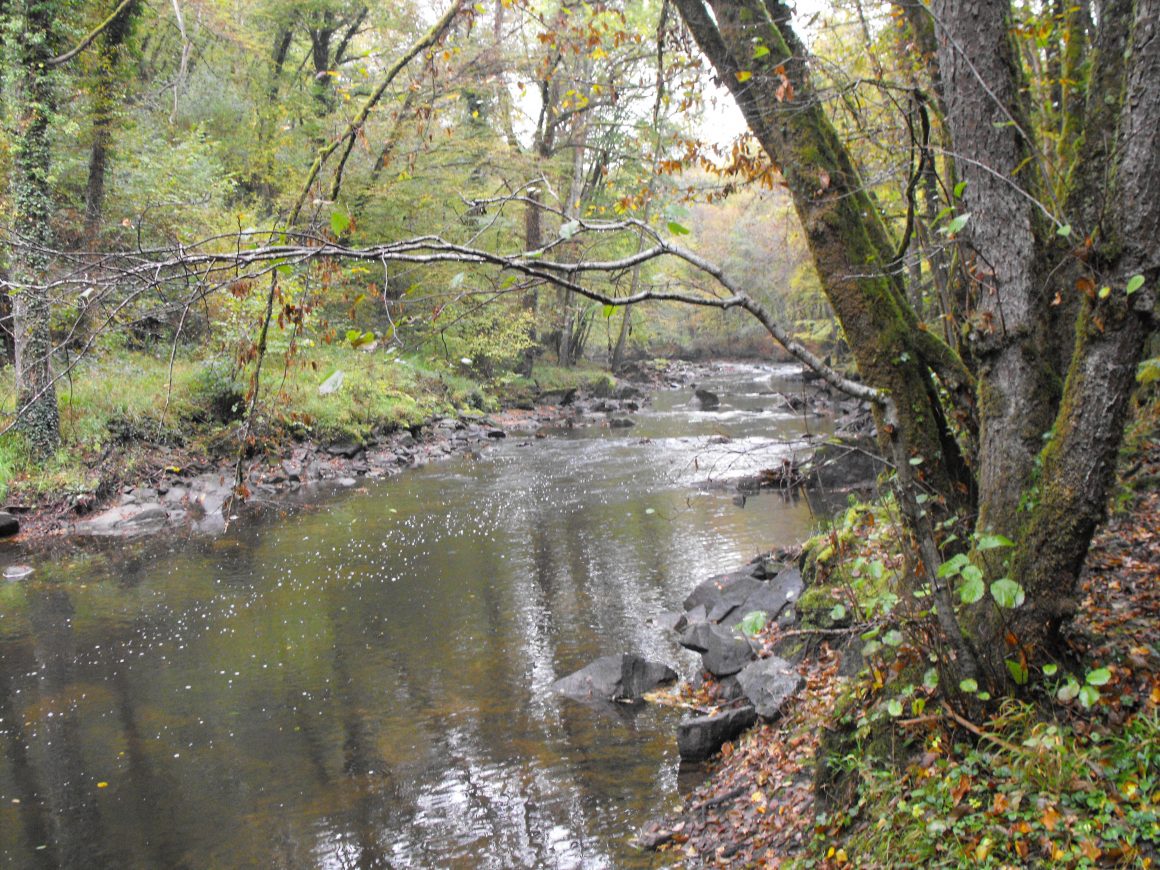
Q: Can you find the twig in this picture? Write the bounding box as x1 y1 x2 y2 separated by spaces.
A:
940 701 1022 754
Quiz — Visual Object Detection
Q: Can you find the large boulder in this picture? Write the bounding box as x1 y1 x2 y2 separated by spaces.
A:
551 654 676 702
737 567 804 623
736 655 805 718
683 564 803 627
683 566 763 616
679 622 756 677
677 705 757 762
805 437 886 489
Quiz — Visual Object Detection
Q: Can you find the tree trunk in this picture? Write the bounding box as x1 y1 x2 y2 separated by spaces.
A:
6 0 61 457
674 0 971 504
83 0 138 241
931 0 1059 540
992 0 1159 674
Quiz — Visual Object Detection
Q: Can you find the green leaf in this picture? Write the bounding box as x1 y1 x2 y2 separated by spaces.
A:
990 578 1025 609
943 212 971 235
908 455 924 465
450 272 466 290
953 180 968 199
937 553 970 579
887 699 903 717
559 220 581 240
960 564 984 585
667 220 691 235
1078 684 1101 708
753 45 770 59
862 640 882 657
602 304 616 319
1086 667 1112 686
330 208 351 235
829 603 847 621
977 691 992 701
975 533 1014 550
1099 285 1111 300
959 576 985 605
1137 358 1160 386
884 630 904 647
1006 659 1029 685
737 610 767 636
959 678 978 694
1042 663 1058 677
923 668 940 690
1057 679 1080 702
1056 223 1072 238
1125 274 1145 295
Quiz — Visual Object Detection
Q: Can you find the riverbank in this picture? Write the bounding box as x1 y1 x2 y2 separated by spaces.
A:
0 354 685 545
641 406 1160 866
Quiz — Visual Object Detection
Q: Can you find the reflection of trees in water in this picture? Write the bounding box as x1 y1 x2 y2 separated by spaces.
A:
0 642 53 869
21 586 118 867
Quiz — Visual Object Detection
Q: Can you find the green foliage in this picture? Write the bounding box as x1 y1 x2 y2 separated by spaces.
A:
814 705 1160 867
737 610 767 636
445 304 537 380
186 359 246 423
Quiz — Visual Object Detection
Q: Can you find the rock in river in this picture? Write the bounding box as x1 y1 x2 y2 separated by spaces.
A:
678 622 756 677
551 654 676 703
0 511 19 538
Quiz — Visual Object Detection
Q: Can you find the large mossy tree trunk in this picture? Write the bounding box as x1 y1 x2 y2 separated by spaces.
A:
5 0 61 458
991 0 1159 677
931 0 1060 541
83 0 139 241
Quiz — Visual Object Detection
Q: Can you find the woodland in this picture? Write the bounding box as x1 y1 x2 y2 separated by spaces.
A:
1 0 1158 865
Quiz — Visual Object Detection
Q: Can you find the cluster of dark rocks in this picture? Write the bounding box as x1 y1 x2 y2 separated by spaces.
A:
551 556 809 763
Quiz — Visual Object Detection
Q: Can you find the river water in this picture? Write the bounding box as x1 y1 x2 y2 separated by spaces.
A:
0 362 828 869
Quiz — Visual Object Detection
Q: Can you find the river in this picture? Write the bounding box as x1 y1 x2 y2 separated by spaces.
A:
0 362 828 869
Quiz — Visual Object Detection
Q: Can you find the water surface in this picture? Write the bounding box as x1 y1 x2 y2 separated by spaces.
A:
0 362 827 868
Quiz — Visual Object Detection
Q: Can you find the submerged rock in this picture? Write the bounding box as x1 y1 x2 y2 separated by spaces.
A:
693 388 720 410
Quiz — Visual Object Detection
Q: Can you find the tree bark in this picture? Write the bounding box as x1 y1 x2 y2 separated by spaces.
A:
996 0 1159 672
84 0 139 241
931 0 1061 544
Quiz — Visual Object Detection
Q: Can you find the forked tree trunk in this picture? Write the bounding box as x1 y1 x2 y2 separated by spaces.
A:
983 0 1158 679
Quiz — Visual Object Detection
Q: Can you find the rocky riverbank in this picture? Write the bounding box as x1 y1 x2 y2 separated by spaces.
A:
0 373 661 546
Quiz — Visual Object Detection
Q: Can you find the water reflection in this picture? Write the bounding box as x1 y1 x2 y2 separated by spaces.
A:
0 363 824 868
